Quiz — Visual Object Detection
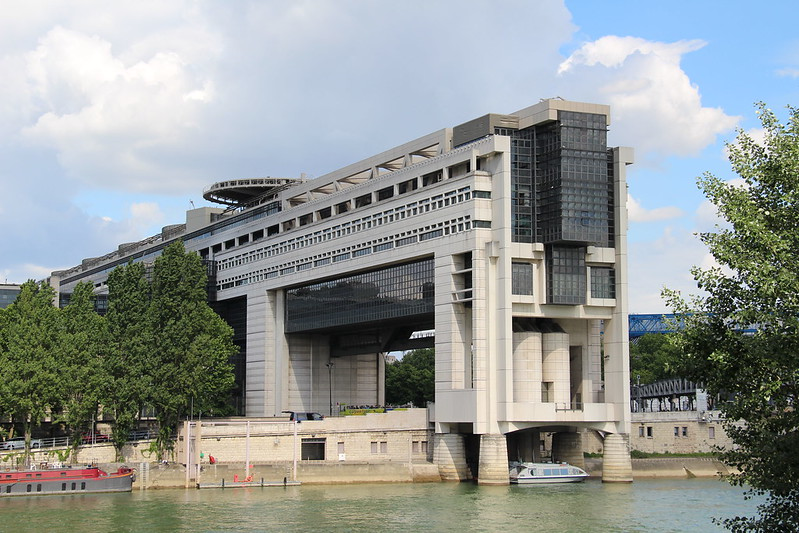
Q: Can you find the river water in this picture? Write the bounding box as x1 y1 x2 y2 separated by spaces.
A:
1 478 762 533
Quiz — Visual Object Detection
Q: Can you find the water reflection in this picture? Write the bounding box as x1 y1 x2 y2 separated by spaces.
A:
0 479 762 533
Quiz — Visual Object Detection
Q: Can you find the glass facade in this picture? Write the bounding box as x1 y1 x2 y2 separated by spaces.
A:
285 259 434 333
498 110 614 305
546 245 586 305
511 262 534 295
590 267 616 299
0 287 20 309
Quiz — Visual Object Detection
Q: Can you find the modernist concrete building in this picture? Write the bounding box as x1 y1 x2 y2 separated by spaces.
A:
51 99 633 483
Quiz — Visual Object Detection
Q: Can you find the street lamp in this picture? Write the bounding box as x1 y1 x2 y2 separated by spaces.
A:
326 361 335 416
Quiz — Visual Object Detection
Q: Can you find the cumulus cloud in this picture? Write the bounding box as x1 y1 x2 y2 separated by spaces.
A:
627 194 683 222
20 26 218 193
557 36 740 160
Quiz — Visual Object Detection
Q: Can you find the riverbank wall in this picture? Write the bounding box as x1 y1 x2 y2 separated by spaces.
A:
115 456 728 489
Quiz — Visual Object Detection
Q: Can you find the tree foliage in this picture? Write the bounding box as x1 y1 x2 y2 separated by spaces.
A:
147 241 236 458
385 348 434 407
0 242 236 462
104 260 152 460
57 281 107 459
0 280 61 460
629 333 681 385
664 103 799 532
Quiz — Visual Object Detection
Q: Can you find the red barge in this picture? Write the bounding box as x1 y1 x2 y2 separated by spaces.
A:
0 465 134 496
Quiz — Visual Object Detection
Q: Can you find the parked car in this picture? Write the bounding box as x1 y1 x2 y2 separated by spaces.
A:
282 411 324 421
0 437 43 450
81 433 111 444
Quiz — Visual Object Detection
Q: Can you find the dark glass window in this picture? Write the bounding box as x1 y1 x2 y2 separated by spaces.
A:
301 438 326 460
512 263 534 295
590 267 615 299
285 259 434 333
546 245 586 305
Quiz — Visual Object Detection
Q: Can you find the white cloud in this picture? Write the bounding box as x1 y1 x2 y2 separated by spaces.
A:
627 225 709 313
17 24 220 194
776 67 799 78
627 194 683 222
557 36 740 160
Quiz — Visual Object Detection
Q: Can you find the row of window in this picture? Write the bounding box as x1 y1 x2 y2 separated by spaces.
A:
637 426 717 439
216 185 473 273
510 262 615 300
217 216 471 292
5 481 87 493
299 438 430 461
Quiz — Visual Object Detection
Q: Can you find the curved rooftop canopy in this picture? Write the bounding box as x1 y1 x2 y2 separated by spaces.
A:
203 177 303 206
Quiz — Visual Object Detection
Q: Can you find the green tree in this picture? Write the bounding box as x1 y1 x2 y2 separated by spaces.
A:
385 348 434 407
0 280 61 462
57 281 107 460
147 241 236 459
104 261 152 460
665 103 799 532
629 333 681 385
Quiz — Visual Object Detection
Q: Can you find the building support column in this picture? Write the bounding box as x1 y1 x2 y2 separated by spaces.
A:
433 433 470 481
602 433 633 482
477 434 509 485
552 431 584 469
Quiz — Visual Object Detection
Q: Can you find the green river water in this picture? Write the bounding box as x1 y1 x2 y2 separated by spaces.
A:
0 478 763 533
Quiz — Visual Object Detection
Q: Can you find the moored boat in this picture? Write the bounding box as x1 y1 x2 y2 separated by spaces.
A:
509 461 588 484
0 464 134 496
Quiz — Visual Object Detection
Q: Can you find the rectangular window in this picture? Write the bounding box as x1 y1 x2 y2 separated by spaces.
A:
646 427 653 438
590 267 616 299
420 229 443 241
709 427 716 439
337 442 345 454
674 426 680 437
371 441 378 454
301 438 326 460
512 262 534 295
682 427 688 437
380 441 388 454
638 426 645 437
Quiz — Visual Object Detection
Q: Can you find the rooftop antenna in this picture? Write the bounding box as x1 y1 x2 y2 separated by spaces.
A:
190 200 195 209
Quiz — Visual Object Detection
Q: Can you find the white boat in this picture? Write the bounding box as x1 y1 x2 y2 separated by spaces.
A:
509 461 589 484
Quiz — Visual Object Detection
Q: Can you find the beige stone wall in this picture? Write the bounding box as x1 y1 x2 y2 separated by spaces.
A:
181 410 434 469
630 411 733 454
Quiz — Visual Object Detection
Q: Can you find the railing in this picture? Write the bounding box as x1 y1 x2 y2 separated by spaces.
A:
555 402 584 412
1 430 157 453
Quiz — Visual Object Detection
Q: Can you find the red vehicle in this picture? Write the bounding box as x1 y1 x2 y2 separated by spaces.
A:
81 433 111 444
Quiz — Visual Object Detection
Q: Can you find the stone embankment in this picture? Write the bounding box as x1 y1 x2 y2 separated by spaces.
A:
585 457 733 479
127 461 441 489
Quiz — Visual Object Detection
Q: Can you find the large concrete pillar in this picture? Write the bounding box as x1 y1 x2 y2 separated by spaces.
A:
477 434 509 485
602 433 633 482
512 331 542 402
552 431 584 469
433 433 470 481
542 332 570 405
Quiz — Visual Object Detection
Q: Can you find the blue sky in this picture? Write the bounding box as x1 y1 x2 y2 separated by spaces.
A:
1 1 797 312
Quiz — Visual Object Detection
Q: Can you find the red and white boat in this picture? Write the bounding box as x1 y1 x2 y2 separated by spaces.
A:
0 464 134 496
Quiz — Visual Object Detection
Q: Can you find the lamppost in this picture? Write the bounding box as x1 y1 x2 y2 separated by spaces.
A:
326 361 335 416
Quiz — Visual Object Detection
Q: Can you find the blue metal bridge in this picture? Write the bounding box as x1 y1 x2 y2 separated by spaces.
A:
628 313 756 340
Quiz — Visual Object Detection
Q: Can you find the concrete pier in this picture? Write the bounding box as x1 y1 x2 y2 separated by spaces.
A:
433 433 470 481
477 434 510 485
601 433 633 482
552 431 585 469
